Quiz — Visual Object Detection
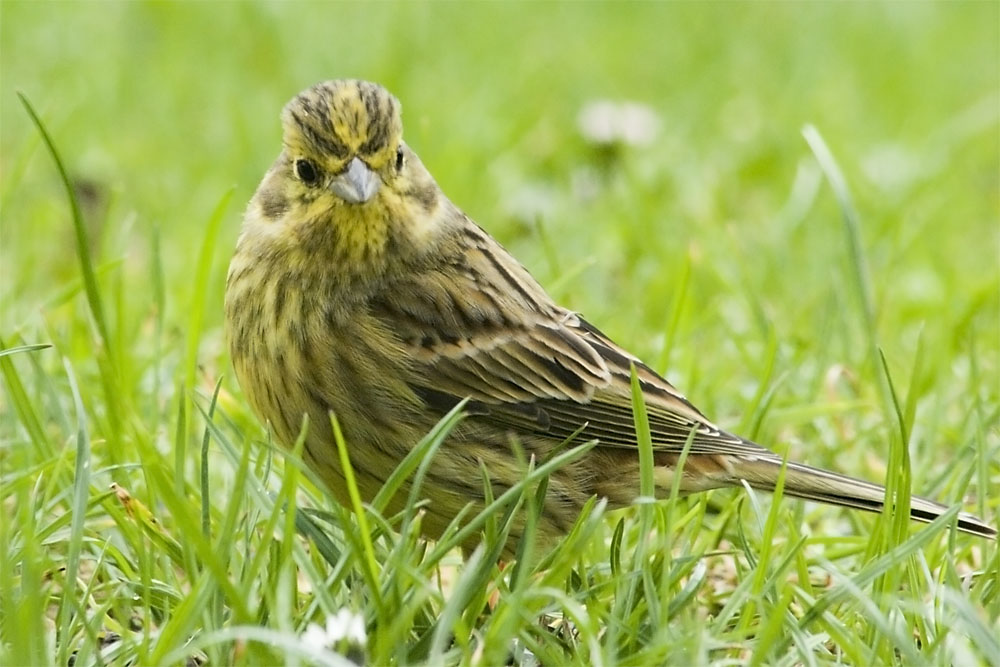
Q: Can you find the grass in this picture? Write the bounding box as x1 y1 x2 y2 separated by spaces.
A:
2 2 998 665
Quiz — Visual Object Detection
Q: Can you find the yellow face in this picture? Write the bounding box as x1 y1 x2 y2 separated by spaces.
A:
243 80 442 273
283 80 402 172
281 79 404 205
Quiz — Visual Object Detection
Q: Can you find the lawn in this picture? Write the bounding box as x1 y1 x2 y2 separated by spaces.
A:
1 2 998 665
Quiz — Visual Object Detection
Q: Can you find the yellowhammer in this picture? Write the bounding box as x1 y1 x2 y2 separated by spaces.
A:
225 79 994 551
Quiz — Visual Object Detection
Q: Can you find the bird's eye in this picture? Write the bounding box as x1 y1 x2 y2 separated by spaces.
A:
395 146 404 171
294 159 319 185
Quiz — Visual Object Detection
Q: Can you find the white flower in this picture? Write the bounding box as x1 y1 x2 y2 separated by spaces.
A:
329 608 367 645
505 182 558 224
577 100 661 147
861 142 925 195
301 608 367 652
301 622 331 653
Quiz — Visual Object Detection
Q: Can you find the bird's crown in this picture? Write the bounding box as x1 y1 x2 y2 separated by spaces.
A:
281 79 402 170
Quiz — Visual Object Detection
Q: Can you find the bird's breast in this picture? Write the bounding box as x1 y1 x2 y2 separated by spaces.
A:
225 256 424 460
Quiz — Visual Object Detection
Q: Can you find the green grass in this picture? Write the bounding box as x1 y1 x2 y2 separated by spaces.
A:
2 2 998 665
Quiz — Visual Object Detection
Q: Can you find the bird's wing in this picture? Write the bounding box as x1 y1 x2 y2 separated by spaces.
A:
369 227 768 457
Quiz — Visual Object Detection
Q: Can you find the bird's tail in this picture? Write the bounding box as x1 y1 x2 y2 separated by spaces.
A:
733 456 996 539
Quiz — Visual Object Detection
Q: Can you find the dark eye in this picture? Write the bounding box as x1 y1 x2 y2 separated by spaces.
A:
294 159 319 185
395 146 404 171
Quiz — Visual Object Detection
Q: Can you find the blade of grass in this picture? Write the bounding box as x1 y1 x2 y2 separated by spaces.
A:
737 451 791 640
150 224 166 421
428 545 486 662
802 124 877 352
425 438 598 562
0 343 52 358
17 92 125 453
795 505 962 640
17 93 111 356
331 413 383 612
183 188 233 392
201 378 224 537
750 585 795 667
868 346 916 660
372 400 467 514
54 357 91 667
656 249 691 374
191 402 340 617
0 336 52 459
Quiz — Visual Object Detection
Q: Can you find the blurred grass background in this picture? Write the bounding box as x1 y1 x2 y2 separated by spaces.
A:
2 2 998 665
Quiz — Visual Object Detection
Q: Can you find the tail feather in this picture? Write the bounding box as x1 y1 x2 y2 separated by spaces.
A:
734 457 996 539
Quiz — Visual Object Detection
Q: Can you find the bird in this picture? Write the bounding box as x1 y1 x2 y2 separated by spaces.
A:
224 79 995 555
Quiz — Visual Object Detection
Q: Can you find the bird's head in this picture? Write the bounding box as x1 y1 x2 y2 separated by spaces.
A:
281 79 403 206
244 80 444 276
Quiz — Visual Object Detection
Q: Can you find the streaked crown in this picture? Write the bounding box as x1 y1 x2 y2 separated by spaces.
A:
281 79 402 170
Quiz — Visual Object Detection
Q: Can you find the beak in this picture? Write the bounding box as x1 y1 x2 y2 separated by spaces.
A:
330 157 380 204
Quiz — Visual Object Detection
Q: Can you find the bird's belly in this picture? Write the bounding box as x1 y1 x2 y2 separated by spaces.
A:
229 297 431 495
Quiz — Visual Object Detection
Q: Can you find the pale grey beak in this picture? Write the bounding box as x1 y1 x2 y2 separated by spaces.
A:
330 157 380 204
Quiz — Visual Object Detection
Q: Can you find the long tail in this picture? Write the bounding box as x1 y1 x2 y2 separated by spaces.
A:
734 456 996 539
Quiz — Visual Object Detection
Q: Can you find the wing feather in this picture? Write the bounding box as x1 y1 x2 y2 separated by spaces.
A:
369 226 768 458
